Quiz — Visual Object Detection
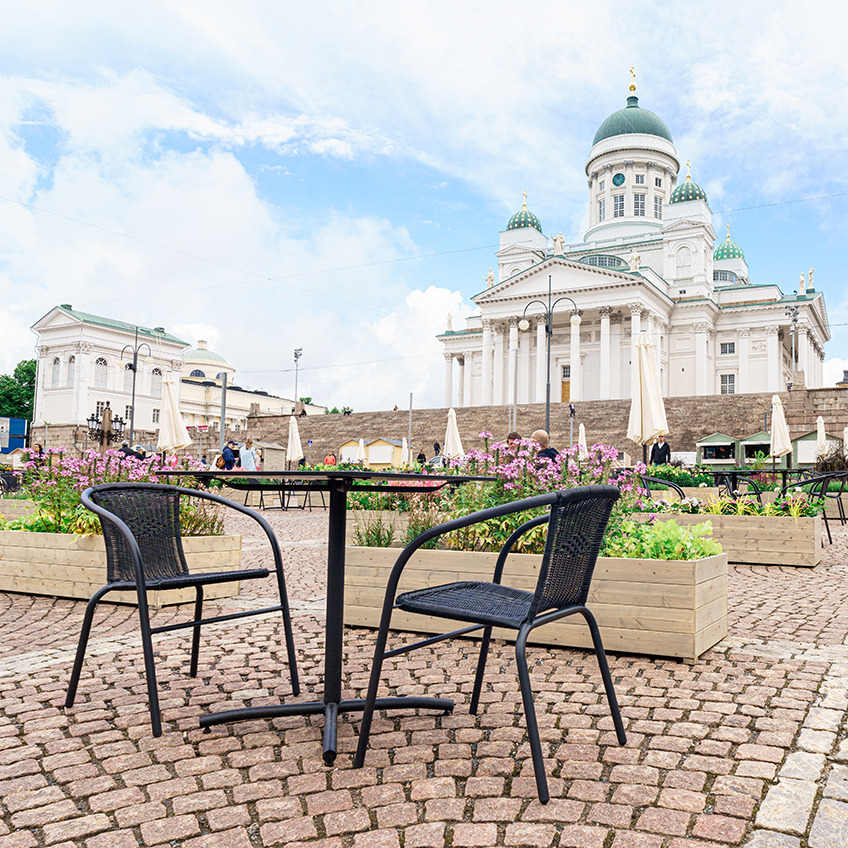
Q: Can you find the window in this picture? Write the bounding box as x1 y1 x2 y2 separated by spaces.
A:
599 180 605 190
635 174 645 184
713 270 738 284
580 254 627 268
634 193 645 216
151 368 162 398
562 365 571 379
720 342 736 355
598 198 605 222
94 357 108 389
654 197 663 219
190 369 206 378
655 177 662 188
96 400 106 417
720 374 736 394
703 444 735 460
152 409 160 424
51 357 60 387
124 363 134 392
67 356 75 386
613 195 624 218
125 405 132 421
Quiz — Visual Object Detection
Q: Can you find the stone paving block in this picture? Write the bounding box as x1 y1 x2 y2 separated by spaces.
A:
796 728 836 754
779 751 827 780
803 707 842 731
825 763 848 800
755 778 817 835
808 798 848 848
744 831 801 847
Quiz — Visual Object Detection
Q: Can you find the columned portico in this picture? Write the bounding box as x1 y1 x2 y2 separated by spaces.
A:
737 328 750 394
507 319 519 407
481 320 493 405
493 324 505 406
694 322 710 396
599 306 611 399
535 318 546 403
457 355 466 406
610 312 622 399
463 351 473 407
569 313 582 401
443 353 453 407
766 326 780 392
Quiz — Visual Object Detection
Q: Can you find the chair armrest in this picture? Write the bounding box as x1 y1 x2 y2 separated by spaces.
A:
492 515 550 584
639 475 685 500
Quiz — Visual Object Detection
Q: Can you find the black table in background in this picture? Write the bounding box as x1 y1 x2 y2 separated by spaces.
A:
162 469 493 763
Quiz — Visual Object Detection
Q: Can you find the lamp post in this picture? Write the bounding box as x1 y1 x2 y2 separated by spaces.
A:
86 408 126 446
293 348 303 409
119 326 152 447
518 275 579 435
785 304 799 392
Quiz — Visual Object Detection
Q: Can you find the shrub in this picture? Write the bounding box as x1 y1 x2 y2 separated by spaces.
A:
602 518 722 560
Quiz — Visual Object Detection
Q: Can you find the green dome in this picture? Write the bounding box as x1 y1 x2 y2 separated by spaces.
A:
669 176 708 204
714 228 745 261
593 95 673 145
506 205 543 233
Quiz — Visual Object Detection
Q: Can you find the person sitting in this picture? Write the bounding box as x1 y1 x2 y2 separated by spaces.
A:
506 431 521 448
324 452 337 465
531 429 558 460
222 440 237 470
649 434 671 465
416 449 426 464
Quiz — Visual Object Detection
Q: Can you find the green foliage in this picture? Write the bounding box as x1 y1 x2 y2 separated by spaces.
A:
748 451 769 471
299 396 313 404
602 518 723 560
352 516 395 548
325 407 341 415
0 359 36 422
815 445 848 474
643 492 822 518
645 465 713 487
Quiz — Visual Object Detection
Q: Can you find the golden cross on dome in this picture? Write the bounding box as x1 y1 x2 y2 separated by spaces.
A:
726 224 732 241
686 160 691 181
629 67 636 93
522 190 527 209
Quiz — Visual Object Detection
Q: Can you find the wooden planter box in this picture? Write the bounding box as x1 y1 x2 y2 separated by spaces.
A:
344 545 727 663
346 510 411 546
650 487 720 502
641 513 822 567
0 531 242 606
0 500 35 521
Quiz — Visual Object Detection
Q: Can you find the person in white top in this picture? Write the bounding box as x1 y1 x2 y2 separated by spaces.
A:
240 438 258 471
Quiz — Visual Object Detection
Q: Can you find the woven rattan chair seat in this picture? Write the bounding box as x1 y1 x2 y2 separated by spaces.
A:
108 567 269 591
396 581 536 629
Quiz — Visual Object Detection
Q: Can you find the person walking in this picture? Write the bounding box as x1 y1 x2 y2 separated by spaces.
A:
240 438 258 471
416 449 426 464
649 434 671 465
222 440 236 470
531 429 558 460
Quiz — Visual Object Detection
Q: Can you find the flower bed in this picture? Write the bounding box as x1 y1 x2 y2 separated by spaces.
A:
0 500 34 521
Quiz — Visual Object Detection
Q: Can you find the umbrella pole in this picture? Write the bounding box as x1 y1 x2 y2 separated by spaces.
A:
642 444 647 466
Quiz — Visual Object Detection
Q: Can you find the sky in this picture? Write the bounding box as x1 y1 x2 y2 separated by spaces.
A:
1 1 847 411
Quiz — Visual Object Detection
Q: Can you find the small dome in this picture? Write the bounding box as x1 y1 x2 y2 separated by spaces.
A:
669 162 708 204
506 194 543 233
714 225 745 261
593 95 673 145
184 339 229 365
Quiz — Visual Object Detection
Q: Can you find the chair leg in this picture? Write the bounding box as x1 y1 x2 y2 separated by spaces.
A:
189 585 204 678
515 626 549 804
135 588 163 737
580 608 626 746
353 609 394 768
65 585 112 708
272 563 300 696
469 626 493 715
823 510 832 545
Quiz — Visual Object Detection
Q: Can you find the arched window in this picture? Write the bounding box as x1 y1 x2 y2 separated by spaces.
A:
190 369 206 378
94 358 108 389
67 356 75 386
124 364 134 392
675 246 692 277
51 357 60 387
151 368 163 398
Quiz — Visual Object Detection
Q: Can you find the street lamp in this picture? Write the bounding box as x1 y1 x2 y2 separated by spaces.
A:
293 348 303 408
785 304 799 392
86 408 126 446
517 274 580 435
119 326 153 447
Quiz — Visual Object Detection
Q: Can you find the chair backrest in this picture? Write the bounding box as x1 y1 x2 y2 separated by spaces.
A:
528 486 619 621
89 484 189 584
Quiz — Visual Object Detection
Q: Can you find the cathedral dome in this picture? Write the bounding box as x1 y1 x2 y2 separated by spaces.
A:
506 196 543 233
714 227 745 261
593 95 673 145
669 164 708 204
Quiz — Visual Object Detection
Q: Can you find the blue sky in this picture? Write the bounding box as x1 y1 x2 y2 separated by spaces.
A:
1 1 847 410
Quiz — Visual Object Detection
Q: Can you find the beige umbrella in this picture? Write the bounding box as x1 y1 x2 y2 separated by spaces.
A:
401 436 410 466
356 438 366 464
769 395 792 459
443 408 464 459
816 415 827 458
286 416 304 467
626 334 669 458
843 426 848 457
157 375 193 453
577 423 589 459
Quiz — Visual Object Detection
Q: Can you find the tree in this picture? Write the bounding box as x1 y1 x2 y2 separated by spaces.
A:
0 359 37 422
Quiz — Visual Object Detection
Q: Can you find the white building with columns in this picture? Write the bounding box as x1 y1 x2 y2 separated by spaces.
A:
440 82 830 408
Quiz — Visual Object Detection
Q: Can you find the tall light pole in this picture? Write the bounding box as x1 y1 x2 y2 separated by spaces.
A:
293 348 303 408
517 275 579 435
119 326 152 447
785 304 799 392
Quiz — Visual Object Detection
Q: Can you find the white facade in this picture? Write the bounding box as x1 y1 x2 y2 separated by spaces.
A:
440 89 830 407
31 306 322 437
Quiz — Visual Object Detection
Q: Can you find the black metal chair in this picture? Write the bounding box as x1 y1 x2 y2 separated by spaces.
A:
353 485 626 803
732 476 764 506
638 474 685 500
779 474 834 544
65 482 300 736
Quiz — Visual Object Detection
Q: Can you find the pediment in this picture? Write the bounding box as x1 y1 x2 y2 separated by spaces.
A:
496 243 539 258
31 306 82 332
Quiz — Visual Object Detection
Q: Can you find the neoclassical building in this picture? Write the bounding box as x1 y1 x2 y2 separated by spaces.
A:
31 305 322 440
440 81 830 407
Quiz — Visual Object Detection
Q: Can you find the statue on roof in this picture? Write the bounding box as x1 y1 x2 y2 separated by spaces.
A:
808 267 814 289
552 232 565 255
629 250 641 272
484 268 495 288
798 272 806 296
446 313 453 331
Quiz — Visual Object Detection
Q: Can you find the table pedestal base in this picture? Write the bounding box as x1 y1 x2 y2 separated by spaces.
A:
200 696 454 764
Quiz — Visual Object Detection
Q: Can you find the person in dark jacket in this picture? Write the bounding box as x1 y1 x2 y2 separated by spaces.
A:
531 429 558 460
649 434 671 465
222 440 236 470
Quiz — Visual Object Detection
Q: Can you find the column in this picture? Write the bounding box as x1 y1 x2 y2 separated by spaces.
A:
629 304 642 397
493 324 505 406
797 325 809 384
457 355 466 406
610 312 622 398
737 328 750 394
507 318 519 407
535 318 547 403
481 320 493 406
443 353 453 407
766 326 780 392
694 322 709 395
569 312 582 401
599 306 611 399
651 313 662 386
519 322 531 403
463 351 474 406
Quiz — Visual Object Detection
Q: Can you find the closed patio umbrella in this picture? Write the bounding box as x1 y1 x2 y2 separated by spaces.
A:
443 408 464 459
357 438 366 464
843 426 848 457
286 416 304 468
577 423 589 459
626 333 669 463
401 437 410 466
157 375 193 453
769 395 792 460
816 415 827 458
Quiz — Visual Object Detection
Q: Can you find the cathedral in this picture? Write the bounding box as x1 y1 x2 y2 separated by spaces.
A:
439 79 830 408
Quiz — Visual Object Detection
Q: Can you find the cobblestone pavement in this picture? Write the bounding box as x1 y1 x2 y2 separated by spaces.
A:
2 510 848 847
